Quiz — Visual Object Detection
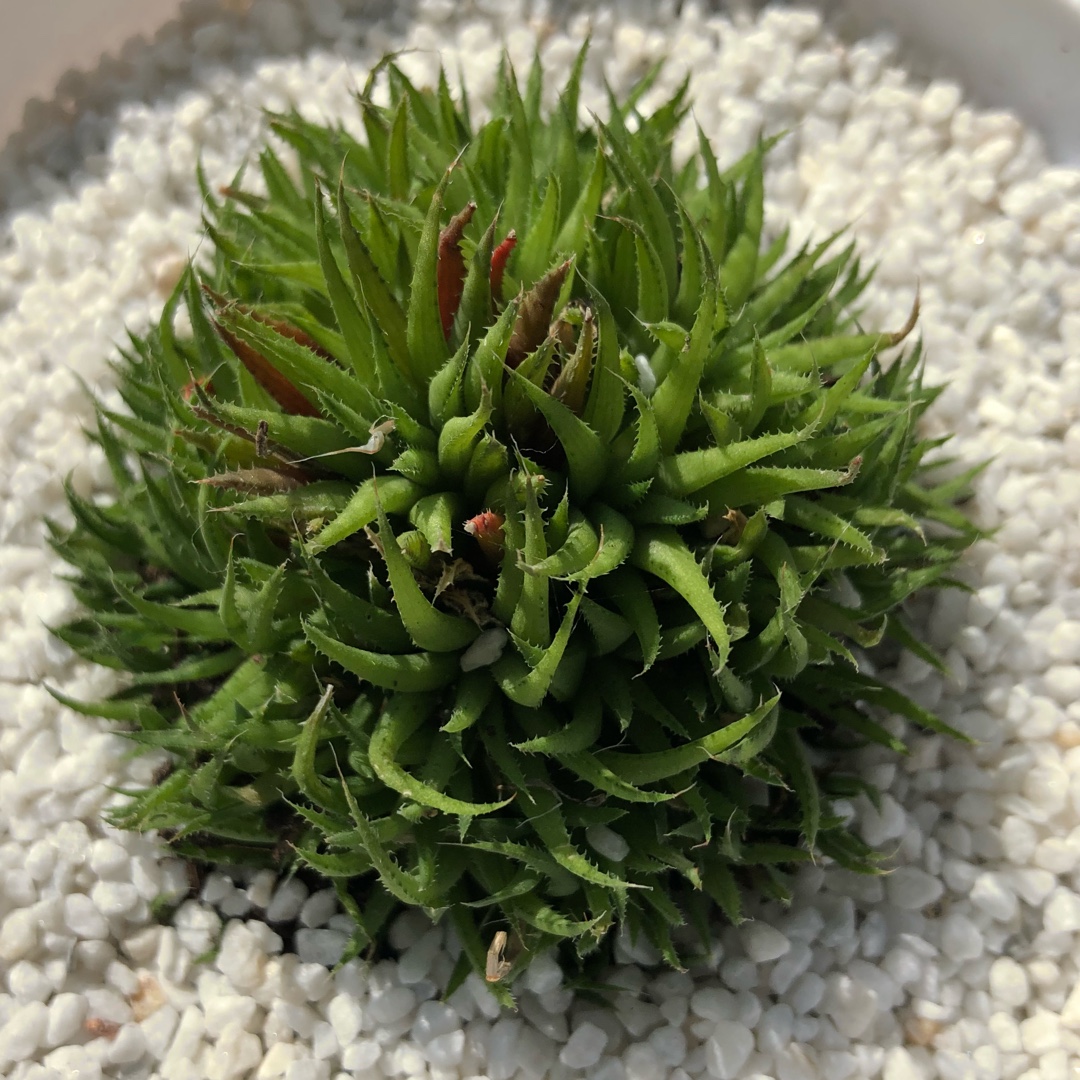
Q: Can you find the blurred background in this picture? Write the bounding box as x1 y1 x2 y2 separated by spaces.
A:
1 0 1079 160
0 0 184 144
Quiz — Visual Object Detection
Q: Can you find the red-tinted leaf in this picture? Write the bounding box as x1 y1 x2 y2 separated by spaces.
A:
438 202 477 339
212 319 321 417
490 230 518 309
464 510 506 564
181 375 215 402
253 314 334 359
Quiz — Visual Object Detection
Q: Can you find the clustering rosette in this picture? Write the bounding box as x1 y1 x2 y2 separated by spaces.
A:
49 49 978 993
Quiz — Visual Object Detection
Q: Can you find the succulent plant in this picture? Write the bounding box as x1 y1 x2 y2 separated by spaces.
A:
51 49 979 994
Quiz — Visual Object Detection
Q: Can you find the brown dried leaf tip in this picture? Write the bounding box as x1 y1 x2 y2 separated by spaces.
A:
506 258 573 367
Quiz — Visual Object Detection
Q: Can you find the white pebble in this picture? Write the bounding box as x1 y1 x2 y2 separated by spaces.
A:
886 867 945 910
63 894 109 939
265 879 309 923
367 986 416 1025
425 1029 465 1068
326 995 363 1047
298 889 337 929
883 1046 928 1080
586 825 630 862
559 1022 608 1069
1044 887 1080 933
294 929 348 968
0 1001 48 1064
522 950 564 997
215 922 268 990
45 991 87 1047
740 922 791 963
940 913 984 962
704 1020 754 1079
989 957 1030 1007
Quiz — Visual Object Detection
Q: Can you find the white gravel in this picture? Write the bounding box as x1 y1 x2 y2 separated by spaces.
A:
2 0 1080 1078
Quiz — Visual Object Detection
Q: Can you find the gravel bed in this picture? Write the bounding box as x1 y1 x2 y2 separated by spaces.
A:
2 1 1080 1078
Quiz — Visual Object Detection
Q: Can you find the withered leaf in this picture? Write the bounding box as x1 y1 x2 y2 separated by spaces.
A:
506 258 573 368
198 468 305 495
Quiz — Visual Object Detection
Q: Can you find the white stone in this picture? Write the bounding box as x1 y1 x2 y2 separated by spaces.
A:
522 950 563 996
425 1029 465 1068
486 1017 523 1080
559 1021 608 1069
8 961 52 1003
970 872 1018 922
0 1001 48 1064
704 1020 754 1079
624 1042 664 1080
326 994 363 1047
690 987 735 1022
265 878 308 923
586 825 629 862
0 910 39 964
204 995 258 1038
823 974 878 1039
63 893 109 939
91 880 139 918
108 1023 148 1065
786 972 826 1016
883 1047 928 1080
940 913 984 961
1020 1011 1062 1055
340 1039 381 1071
256 1041 304 1079
1000 816 1038 863
647 1024 686 1066
215 922 267 990
294 962 332 1002
88 839 129 877
412 1000 459 1046
886 867 945 910
398 928 443 985
43 1045 104 1079
311 1021 338 1061
989 957 1030 1007
246 871 277 911
1044 887 1080 933
740 922 790 964
141 1005 180 1058
294 930 348 968
1062 980 1080 1028
282 1059 330 1080
367 986 415 1025
299 889 338 929
758 1003 795 1054
45 993 87 1046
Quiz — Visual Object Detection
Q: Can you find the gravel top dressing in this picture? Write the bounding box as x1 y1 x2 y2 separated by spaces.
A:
2 1 1080 1079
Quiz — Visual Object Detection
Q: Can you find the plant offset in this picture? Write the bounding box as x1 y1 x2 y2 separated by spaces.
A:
52 52 978 991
